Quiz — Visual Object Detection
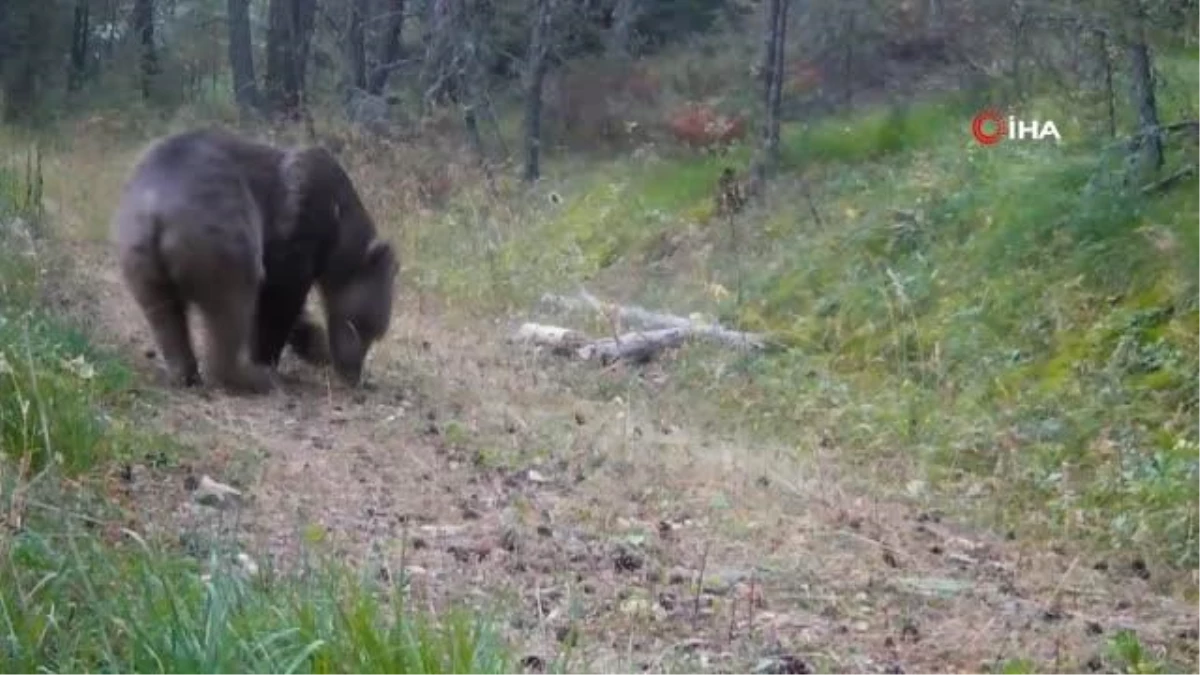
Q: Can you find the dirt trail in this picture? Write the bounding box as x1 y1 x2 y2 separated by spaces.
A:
53 237 1197 673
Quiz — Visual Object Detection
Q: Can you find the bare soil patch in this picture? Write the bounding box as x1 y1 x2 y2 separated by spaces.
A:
49 236 1198 673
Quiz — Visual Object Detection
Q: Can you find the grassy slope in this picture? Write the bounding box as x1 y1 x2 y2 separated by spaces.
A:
402 56 1199 582
0 170 511 673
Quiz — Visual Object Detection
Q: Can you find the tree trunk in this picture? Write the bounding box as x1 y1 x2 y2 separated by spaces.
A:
926 0 942 35
266 0 317 118
367 0 405 95
1126 0 1163 173
420 0 461 105
68 0 90 92
841 3 854 108
606 0 637 59
459 9 487 163
348 0 369 90
0 6 9 70
294 0 316 98
131 0 158 99
227 0 261 111
2 1 54 123
265 0 316 117
750 0 787 186
1008 5 1026 102
1097 29 1115 138
265 0 290 112
523 0 553 183
766 0 787 160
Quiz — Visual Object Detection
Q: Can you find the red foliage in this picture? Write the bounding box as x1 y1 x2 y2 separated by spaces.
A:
666 103 747 151
784 60 823 96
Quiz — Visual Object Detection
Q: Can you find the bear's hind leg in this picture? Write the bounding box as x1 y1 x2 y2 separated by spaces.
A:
121 260 200 387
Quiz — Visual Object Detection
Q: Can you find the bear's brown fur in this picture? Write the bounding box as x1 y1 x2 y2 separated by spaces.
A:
111 128 397 394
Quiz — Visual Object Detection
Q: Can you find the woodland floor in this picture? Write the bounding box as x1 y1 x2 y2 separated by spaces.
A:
44 233 1199 674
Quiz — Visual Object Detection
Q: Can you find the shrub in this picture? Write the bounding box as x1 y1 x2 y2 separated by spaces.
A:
665 102 747 151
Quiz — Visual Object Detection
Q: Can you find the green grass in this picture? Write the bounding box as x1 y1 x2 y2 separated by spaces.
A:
0 524 507 673
780 96 976 167
0 166 512 673
406 53 1200 576
722 101 1199 567
0 300 141 474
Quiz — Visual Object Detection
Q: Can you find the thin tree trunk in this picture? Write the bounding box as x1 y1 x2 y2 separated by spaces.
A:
293 0 316 104
104 0 119 60
348 0 369 90
766 0 787 162
227 0 261 111
1 11 42 121
926 0 942 35
1126 0 1163 172
1009 4 1026 101
368 0 406 95
750 0 787 186
842 5 854 108
0 8 9 72
606 0 637 59
266 0 317 118
68 0 90 92
420 0 461 105
2 4 53 123
460 13 489 168
1097 29 1115 138
523 0 553 183
266 0 291 111
131 0 158 99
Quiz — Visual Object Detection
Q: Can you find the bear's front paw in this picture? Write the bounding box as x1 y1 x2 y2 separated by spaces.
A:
216 364 277 396
165 365 202 389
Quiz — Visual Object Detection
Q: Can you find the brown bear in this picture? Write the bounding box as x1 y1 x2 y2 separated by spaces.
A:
111 128 398 394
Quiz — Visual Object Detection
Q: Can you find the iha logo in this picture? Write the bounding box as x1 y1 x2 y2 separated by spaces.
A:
971 109 1061 145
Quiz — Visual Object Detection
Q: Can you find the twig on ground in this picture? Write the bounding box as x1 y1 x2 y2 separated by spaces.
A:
1141 166 1196 194
726 582 739 644
693 540 710 627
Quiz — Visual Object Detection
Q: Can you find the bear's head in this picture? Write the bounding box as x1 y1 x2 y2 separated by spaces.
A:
324 238 398 385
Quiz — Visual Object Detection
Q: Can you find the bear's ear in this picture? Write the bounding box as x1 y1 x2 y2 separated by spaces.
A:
365 239 398 279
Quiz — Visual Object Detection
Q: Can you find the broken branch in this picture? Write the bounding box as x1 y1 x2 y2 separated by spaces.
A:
516 288 773 364
514 322 690 364
537 288 767 352
1141 166 1196 195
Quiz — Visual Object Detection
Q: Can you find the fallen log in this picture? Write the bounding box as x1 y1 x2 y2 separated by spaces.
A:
514 322 691 364
537 288 766 351
511 323 590 357
1141 166 1196 195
